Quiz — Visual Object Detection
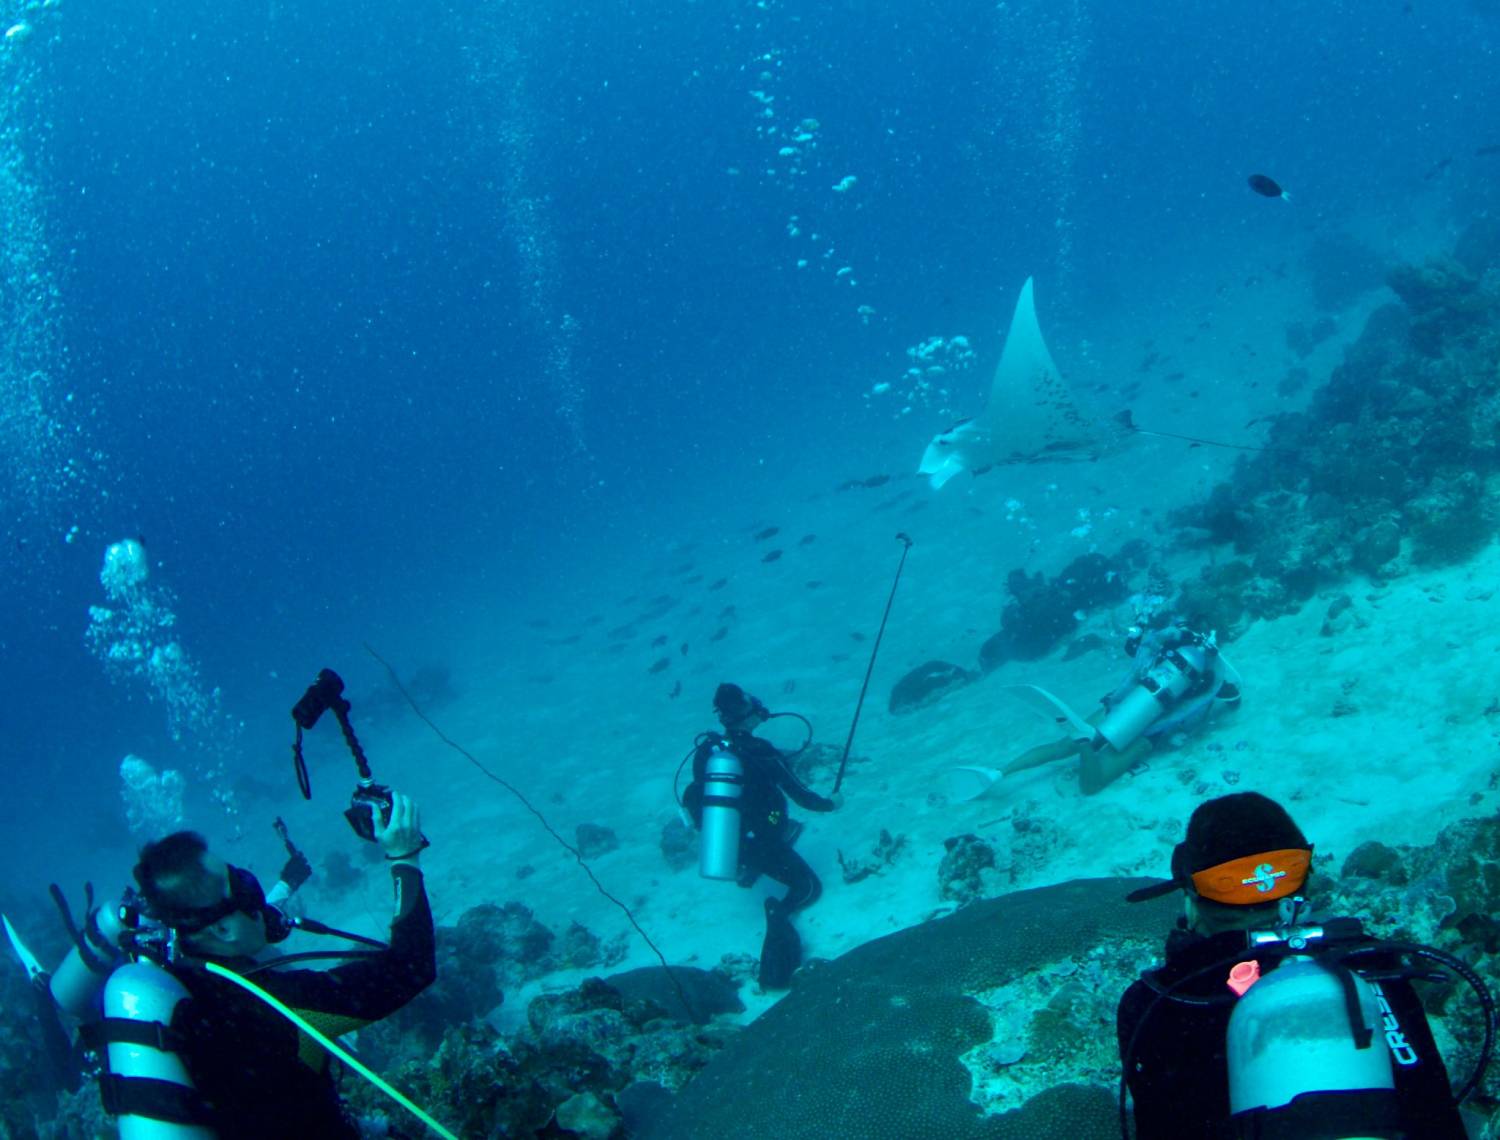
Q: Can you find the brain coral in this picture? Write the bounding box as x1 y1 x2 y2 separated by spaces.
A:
647 877 1175 1139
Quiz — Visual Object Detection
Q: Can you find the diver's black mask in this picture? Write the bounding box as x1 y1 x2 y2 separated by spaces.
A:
160 865 292 943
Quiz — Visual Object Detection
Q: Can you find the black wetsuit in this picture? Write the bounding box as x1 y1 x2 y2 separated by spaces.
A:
684 732 835 908
684 731 834 985
1117 926 1465 1139
168 864 435 1138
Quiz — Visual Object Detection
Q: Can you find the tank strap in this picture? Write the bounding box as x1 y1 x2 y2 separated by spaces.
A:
79 1016 187 1054
97 1072 212 1125
1233 1087 1400 1138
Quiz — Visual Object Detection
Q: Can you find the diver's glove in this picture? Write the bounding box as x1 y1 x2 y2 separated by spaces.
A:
278 851 313 892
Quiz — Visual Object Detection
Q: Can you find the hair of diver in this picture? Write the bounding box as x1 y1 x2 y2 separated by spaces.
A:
364 643 700 1023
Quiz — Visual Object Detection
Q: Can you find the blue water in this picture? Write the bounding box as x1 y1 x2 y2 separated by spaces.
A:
3 0 1498 890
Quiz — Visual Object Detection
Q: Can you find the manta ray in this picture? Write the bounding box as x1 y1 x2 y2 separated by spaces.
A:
918 277 1125 489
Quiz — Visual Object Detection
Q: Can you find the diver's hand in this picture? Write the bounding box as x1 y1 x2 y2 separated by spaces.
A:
376 792 424 862
278 850 313 892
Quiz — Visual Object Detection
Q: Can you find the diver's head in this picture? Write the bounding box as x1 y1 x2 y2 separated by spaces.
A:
713 682 769 735
134 831 273 959
1127 793 1313 934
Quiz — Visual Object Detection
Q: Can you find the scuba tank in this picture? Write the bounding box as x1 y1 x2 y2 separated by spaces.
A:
698 745 745 881
102 960 215 1138
1227 955 1398 1138
50 895 126 1018
1095 637 1211 752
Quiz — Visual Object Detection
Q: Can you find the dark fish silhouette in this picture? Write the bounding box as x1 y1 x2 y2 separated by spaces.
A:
708 577 729 591
798 534 817 546
1422 157 1452 182
754 526 780 541
762 549 783 563
648 657 671 674
651 634 668 647
1247 174 1289 200
669 681 682 699
679 642 690 656
1476 144 1500 157
710 626 728 642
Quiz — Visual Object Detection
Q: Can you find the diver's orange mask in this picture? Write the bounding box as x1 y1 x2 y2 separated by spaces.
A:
1188 848 1313 905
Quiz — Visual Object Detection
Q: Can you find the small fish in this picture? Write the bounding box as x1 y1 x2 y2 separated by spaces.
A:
526 619 551 630
668 681 682 699
709 577 728 591
683 574 703 585
710 626 729 642
651 634 668 648
1422 157 1452 181
718 605 737 619
762 549 783 563
1476 144 1500 158
679 642 690 656
850 632 866 643
806 580 823 589
648 657 671 674
608 625 637 641
1247 173 1289 200
798 534 817 546
862 474 890 488
754 526 780 541
548 634 582 647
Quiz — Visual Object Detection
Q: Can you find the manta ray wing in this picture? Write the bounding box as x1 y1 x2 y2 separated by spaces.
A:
919 277 1116 487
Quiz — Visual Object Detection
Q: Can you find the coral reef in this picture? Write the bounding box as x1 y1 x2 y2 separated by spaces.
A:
649 878 1177 1140
346 974 738 1139
980 553 1132 669
1170 247 1500 630
576 823 620 859
658 816 696 872
937 833 1001 906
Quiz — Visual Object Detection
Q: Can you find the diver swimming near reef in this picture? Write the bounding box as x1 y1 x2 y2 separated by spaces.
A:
1117 792 1480 1139
678 683 841 989
1002 619 1241 795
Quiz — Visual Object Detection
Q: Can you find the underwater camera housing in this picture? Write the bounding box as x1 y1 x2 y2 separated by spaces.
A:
290 666 424 850
291 668 349 731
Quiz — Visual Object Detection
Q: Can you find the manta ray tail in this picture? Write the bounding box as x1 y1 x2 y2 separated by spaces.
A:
1114 410 1293 455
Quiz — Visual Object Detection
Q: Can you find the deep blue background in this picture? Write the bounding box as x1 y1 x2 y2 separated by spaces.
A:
3 0 1498 886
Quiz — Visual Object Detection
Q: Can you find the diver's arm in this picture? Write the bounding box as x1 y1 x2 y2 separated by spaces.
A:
765 745 835 812
262 795 436 1020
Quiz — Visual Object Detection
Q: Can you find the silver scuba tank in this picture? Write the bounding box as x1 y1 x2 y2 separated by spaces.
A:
50 898 125 1019
699 746 745 881
1227 955 1396 1138
104 960 216 1139
1095 642 1207 751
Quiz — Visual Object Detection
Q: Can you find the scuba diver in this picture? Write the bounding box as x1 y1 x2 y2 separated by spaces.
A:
47 792 435 1139
679 682 841 989
1117 792 1480 1139
1003 620 1241 795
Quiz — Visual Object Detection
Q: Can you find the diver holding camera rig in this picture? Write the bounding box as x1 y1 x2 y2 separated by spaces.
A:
34 668 436 1139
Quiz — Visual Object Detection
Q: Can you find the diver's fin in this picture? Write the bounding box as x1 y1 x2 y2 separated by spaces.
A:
758 899 802 990
1004 684 1094 741
5 915 82 1095
3 914 45 982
